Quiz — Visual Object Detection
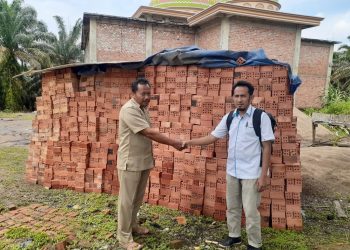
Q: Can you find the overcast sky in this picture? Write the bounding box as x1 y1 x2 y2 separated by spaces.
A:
23 0 350 50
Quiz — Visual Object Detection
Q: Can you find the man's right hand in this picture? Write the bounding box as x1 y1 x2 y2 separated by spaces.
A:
172 140 187 151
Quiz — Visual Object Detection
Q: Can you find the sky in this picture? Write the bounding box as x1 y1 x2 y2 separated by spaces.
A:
23 0 350 50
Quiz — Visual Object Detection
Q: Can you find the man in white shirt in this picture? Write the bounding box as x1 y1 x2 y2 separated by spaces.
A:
184 81 275 250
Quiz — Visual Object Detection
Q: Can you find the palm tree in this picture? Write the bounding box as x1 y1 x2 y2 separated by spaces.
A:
0 0 54 110
50 16 83 65
338 35 350 61
331 36 350 96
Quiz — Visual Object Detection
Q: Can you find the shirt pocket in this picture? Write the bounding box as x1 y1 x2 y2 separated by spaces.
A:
245 121 258 139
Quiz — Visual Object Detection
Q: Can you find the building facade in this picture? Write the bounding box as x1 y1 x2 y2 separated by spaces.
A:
81 0 337 108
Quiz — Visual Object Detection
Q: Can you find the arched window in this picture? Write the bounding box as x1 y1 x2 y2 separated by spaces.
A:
256 3 265 9
267 4 274 10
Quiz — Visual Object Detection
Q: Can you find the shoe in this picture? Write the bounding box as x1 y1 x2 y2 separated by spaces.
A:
247 244 262 250
120 241 143 250
218 236 242 248
132 225 150 235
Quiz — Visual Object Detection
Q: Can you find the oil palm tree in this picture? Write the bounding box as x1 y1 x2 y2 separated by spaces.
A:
0 0 54 110
50 16 83 65
331 36 350 95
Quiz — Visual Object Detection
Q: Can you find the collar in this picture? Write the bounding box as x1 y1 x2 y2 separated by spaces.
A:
234 105 253 117
131 98 142 109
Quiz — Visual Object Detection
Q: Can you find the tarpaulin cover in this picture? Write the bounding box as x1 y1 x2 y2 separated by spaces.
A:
76 46 302 94
143 46 301 94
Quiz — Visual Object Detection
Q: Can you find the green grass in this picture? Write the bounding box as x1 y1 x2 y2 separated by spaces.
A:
0 111 34 120
0 227 65 250
321 101 350 115
303 101 350 116
0 146 349 249
262 228 307 250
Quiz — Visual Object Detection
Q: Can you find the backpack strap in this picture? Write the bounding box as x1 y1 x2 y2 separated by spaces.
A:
253 108 263 143
253 108 264 167
226 111 235 133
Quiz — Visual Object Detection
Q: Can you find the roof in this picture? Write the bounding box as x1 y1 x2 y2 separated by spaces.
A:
301 38 341 45
187 3 323 28
132 6 194 19
14 61 143 78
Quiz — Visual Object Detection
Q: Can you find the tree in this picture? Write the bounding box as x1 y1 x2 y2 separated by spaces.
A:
50 16 83 65
331 36 350 96
0 0 54 110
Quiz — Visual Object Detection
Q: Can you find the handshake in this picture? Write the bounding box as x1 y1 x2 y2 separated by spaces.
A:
172 140 190 151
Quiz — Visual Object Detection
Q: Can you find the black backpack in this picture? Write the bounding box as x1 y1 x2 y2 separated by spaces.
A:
226 108 277 166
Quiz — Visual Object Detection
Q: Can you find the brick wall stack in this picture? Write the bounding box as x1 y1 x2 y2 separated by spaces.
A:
26 64 302 231
26 67 140 194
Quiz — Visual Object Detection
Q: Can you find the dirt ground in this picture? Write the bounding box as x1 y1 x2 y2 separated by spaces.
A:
301 147 350 198
294 108 350 198
0 117 32 147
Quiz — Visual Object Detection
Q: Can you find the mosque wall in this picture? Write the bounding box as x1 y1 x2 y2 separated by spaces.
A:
228 17 297 67
152 25 196 54
196 20 221 50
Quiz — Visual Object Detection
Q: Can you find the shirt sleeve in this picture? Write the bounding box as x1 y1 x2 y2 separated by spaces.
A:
122 107 150 134
211 113 229 139
261 112 275 142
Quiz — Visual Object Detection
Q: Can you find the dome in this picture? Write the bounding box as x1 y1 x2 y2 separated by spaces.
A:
149 0 231 13
149 0 281 12
225 0 281 11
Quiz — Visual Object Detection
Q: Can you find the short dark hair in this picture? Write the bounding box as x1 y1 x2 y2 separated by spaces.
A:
131 78 151 93
232 80 255 96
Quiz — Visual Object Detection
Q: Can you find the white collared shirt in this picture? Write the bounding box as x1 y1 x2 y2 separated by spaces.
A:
211 105 275 179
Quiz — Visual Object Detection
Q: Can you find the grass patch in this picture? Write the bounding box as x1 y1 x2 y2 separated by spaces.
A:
320 101 350 115
0 147 29 177
303 101 350 116
2 227 60 250
262 227 308 250
0 111 34 120
0 146 349 249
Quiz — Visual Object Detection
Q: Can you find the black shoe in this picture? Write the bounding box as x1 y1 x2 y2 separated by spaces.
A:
247 245 262 250
218 236 242 248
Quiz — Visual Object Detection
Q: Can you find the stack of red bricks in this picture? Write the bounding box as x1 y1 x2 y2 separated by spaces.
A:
26 67 140 194
26 64 302 231
143 65 302 231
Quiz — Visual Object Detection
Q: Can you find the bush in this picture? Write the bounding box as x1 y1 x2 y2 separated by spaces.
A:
320 101 350 115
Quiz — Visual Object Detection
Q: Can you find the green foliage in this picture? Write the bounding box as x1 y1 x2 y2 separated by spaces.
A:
0 0 54 111
302 107 318 117
324 84 350 106
49 16 83 65
4 227 50 250
0 1 83 111
304 85 350 116
321 100 350 115
331 35 350 105
262 228 308 250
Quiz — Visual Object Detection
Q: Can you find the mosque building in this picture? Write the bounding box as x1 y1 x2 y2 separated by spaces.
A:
81 0 338 108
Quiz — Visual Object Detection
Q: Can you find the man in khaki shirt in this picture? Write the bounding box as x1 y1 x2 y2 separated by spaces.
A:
117 78 184 250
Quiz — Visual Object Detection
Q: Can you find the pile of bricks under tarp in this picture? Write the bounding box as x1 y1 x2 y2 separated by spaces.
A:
26 64 302 231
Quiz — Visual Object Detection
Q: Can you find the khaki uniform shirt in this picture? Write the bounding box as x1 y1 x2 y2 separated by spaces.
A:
117 98 154 171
